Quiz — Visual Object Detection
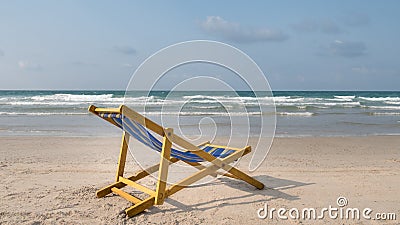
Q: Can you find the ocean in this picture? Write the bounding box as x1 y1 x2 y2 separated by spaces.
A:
0 90 399 137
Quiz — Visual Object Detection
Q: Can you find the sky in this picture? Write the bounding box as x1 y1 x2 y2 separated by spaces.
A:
0 1 399 90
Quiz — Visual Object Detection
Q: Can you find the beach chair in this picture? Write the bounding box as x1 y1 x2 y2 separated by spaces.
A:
88 105 264 217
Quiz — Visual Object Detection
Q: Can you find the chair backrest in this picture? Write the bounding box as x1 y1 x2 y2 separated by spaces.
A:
97 112 214 162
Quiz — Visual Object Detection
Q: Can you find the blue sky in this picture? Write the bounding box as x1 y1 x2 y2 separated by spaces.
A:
0 1 399 90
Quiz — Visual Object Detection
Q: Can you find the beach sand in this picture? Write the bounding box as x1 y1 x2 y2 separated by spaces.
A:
0 136 399 224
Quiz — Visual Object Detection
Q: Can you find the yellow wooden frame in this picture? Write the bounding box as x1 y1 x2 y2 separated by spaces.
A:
88 105 264 217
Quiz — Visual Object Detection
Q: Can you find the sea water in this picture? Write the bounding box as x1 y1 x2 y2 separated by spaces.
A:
0 90 399 137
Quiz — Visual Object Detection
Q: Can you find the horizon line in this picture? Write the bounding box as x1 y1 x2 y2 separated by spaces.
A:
0 89 399 92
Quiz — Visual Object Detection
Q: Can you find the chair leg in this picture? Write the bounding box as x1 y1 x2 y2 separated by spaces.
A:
224 167 264 189
155 128 173 205
116 131 130 182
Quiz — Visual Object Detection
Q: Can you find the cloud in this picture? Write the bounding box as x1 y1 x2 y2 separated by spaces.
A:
291 19 342 34
351 66 374 74
330 40 367 57
18 61 43 71
343 13 370 27
200 16 288 43
318 40 367 58
0 49 4 57
113 45 136 55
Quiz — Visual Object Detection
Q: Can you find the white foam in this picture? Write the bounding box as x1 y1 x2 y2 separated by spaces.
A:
272 101 361 108
328 96 354 102
371 112 400 116
31 94 114 102
334 95 355 100
359 97 400 102
7 101 83 106
0 112 87 116
181 95 305 104
180 111 261 116
277 112 314 116
273 97 305 102
182 95 245 102
368 106 400 110
143 111 262 116
182 94 213 99
319 102 361 106
385 101 400 105
4 94 160 106
124 96 156 102
190 105 228 109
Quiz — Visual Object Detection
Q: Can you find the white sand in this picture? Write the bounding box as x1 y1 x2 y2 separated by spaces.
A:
0 136 399 224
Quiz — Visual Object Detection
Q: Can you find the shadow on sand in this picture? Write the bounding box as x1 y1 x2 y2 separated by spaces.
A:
147 175 314 215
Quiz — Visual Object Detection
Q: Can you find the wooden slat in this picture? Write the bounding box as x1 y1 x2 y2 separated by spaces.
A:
183 161 218 178
197 141 210 147
87 105 122 128
184 161 206 169
125 196 155 217
207 144 242 151
184 161 238 179
111 187 142 204
193 149 264 189
88 105 97 113
92 105 122 114
94 108 121 113
155 128 173 205
121 105 164 136
96 157 180 198
119 176 156 196
167 149 245 196
216 171 238 179
88 105 122 114
97 182 126 198
116 131 130 181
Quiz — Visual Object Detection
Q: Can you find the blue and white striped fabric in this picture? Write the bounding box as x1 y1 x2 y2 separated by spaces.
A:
98 113 236 162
